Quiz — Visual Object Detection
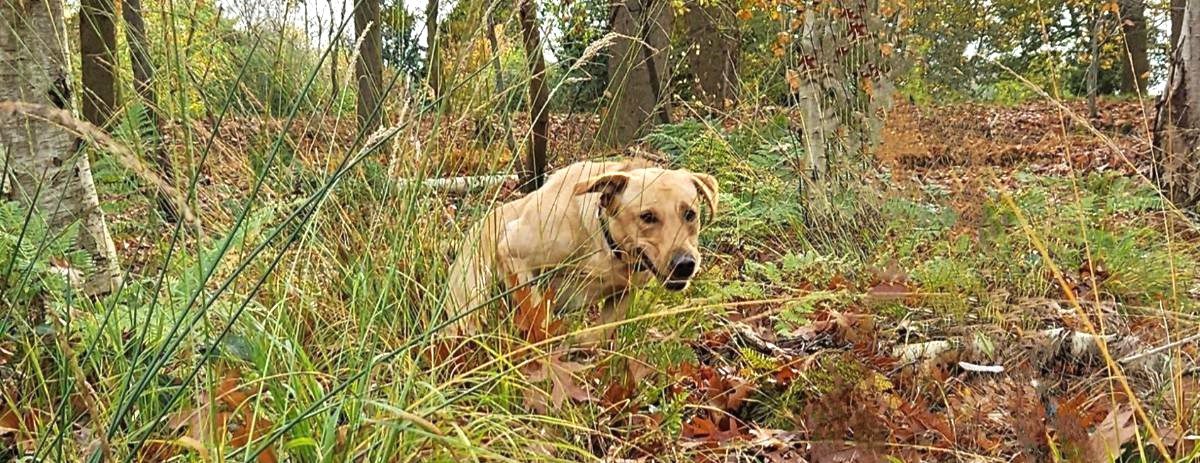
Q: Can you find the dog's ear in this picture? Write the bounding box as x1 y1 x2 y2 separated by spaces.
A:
691 173 719 216
574 172 630 208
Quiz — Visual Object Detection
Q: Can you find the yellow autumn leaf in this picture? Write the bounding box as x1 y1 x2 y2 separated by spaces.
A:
786 69 801 92
881 42 894 57
776 32 792 46
736 9 753 21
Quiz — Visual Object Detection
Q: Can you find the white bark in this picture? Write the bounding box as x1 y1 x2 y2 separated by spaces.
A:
1153 0 1200 207
405 175 515 194
1 0 122 295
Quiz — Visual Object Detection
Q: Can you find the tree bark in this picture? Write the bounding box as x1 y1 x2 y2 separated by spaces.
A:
1118 0 1150 95
486 10 517 153
1153 0 1200 209
329 0 341 102
518 0 549 192
637 0 671 126
1 0 122 295
354 0 384 136
1087 6 1101 119
123 0 178 222
1172 0 1186 51
684 0 739 110
486 11 505 98
598 0 674 146
425 0 443 99
80 0 119 127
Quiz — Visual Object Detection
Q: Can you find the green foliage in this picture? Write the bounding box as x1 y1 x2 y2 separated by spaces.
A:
899 0 1167 102
544 0 611 111
982 173 1187 304
382 1 424 79
0 202 90 312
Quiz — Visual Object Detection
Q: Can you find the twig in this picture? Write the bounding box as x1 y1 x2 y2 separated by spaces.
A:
1119 329 1200 365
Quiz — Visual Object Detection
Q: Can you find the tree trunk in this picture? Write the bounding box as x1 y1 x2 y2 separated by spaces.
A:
80 0 119 127
486 11 505 98
1 0 122 295
1172 0 1186 51
354 0 384 136
123 0 178 222
1118 0 1150 95
518 0 549 192
486 10 517 153
1153 0 1200 208
684 0 739 110
1087 6 1101 119
597 0 674 146
329 0 341 102
425 0 443 99
636 0 671 126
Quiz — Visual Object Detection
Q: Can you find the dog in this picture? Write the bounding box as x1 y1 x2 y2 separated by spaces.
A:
446 159 718 339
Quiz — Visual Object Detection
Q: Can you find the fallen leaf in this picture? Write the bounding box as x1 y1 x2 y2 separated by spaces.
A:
1087 406 1136 461
523 354 593 411
0 409 18 435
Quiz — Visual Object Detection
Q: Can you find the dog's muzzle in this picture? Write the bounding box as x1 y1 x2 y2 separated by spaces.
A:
662 253 697 291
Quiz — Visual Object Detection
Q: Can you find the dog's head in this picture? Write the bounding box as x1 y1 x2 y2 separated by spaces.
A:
574 167 719 291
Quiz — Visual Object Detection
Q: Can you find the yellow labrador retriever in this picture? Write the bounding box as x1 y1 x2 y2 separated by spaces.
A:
446 160 718 338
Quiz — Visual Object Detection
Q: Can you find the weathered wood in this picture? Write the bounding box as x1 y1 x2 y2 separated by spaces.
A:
402 175 515 194
1 1 122 295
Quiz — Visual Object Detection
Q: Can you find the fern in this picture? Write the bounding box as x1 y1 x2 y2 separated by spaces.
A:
0 201 89 310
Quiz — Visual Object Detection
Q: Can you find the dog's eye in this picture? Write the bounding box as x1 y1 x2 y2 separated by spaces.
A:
639 211 658 224
683 209 697 222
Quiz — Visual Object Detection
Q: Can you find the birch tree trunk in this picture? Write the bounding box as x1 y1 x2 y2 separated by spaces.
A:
1154 0 1200 209
1 0 122 295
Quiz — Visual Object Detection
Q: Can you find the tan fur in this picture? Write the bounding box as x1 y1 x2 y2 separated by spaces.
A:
446 160 718 338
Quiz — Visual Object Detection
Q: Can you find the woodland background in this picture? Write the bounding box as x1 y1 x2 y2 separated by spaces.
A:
2 0 1200 461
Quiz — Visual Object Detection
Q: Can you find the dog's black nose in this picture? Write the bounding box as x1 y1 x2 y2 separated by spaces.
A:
669 254 696 279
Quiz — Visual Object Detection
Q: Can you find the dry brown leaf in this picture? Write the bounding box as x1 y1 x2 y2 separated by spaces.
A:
523 354 593 411
0 409 18 435
1087 406 1136 461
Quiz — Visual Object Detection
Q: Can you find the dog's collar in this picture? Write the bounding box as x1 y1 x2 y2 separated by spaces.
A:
598 208 659 274
598 208 625 259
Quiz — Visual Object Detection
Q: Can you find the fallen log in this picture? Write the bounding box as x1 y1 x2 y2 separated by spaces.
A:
398 174 517 194
891 328 1195 378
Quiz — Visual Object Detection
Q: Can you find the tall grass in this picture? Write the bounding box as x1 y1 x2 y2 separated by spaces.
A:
2 0 1199 461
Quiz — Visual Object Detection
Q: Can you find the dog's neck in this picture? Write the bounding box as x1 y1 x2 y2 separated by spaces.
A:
598 208 625 260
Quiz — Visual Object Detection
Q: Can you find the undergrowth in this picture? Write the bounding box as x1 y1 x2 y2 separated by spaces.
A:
2 110 1197 462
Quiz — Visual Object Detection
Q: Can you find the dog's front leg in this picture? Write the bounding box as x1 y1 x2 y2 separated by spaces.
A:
580 290 630 347
496 233 545 317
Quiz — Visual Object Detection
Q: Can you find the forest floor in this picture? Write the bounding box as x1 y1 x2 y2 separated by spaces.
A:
4 99 1199 462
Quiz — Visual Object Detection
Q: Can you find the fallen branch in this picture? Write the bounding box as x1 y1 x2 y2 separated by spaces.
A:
401 175 516 194
892 328 1194 376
